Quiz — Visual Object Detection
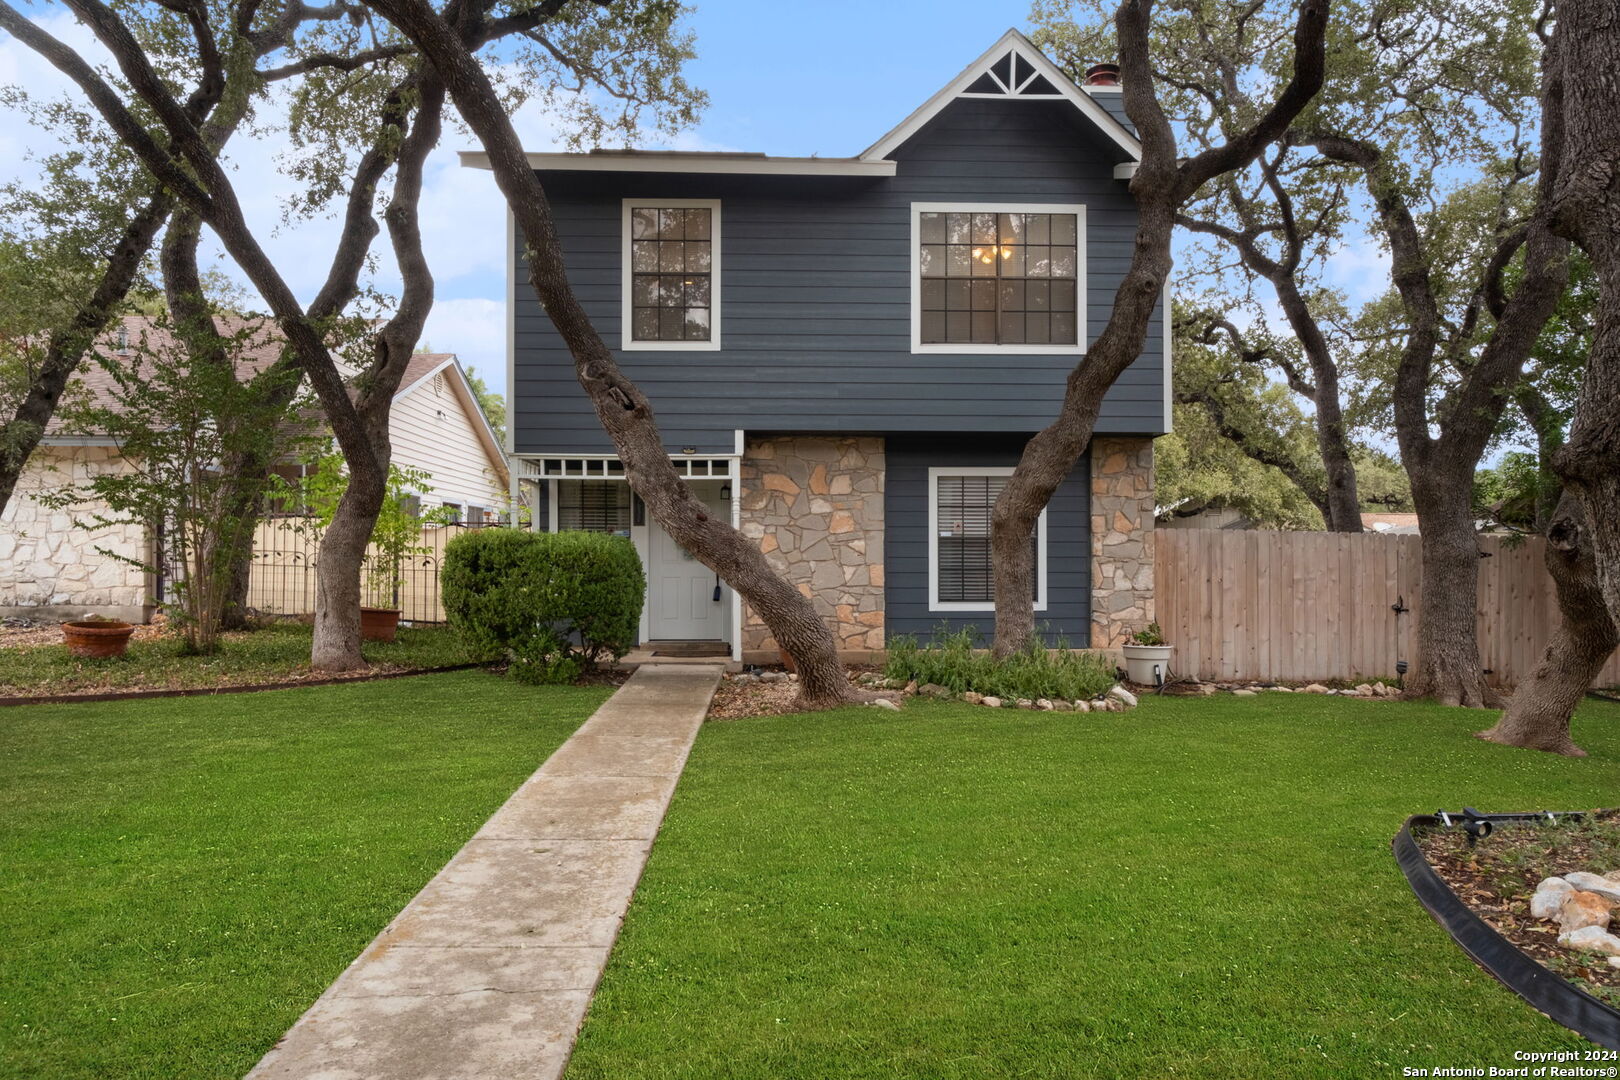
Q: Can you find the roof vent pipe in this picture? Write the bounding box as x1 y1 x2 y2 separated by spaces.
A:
1083 63 1121 86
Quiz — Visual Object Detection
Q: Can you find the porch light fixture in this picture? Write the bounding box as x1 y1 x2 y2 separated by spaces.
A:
720 484 732 500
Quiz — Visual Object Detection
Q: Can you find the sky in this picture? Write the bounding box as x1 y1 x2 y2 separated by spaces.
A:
0 0 1390 396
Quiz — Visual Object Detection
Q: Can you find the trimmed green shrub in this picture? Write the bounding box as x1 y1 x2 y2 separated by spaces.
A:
884 626 1117 702
442 528 646 684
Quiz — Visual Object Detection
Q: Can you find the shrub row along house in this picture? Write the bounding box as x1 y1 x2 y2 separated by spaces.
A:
0 318 508 623
483 30 1165 664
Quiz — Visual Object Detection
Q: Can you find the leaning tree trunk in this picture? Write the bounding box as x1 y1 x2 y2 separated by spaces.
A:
988 0 1329 656
1407 471 1495 707
0 191 172 518
1546 0 1620 633
368 0 862 708
1478 495 1616 755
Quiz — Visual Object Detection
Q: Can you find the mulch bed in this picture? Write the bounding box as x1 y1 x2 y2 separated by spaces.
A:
1415 811 1620 1009
707 667 886 720
0 616 168 651
708 675 802 720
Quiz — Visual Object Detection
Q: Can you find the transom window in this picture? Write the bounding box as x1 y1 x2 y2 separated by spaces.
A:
622 200 720 350
912 204 1084 354
928 468 1046 611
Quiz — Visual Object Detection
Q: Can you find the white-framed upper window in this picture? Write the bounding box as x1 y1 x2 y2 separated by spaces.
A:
621 198 721 351
928 467 1046 612
911 202 1085 355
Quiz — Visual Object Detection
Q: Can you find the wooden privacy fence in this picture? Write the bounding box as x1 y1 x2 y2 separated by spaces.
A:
1154 529 1620 688
247 518 494 624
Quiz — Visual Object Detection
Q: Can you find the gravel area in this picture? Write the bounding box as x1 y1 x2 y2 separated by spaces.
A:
1415 811 1620 1009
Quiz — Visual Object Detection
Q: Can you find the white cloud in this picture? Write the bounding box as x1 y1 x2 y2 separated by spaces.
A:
420 297 505 387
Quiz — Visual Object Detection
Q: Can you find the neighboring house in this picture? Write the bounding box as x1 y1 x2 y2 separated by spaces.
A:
0 318 508 622
470 30 1166 664
387 351 510 524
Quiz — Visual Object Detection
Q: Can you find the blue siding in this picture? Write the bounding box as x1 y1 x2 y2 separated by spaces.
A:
513 96 1163 454
884 434 1092 643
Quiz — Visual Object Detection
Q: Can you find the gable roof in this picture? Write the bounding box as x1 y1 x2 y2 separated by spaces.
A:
461 29 1138 177
859 28 1141 163
44 315 292 440
394 352 509 489
45 321 509 489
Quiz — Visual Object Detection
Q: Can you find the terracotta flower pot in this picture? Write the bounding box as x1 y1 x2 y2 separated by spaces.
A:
62 620 135 659
360 606 401 643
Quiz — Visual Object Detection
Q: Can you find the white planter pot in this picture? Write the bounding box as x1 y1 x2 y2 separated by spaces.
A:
1121 643 1174 686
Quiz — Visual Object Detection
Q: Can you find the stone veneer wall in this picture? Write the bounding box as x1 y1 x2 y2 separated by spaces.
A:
1090 436 1156 648
738 436 884 660
0 446 151 621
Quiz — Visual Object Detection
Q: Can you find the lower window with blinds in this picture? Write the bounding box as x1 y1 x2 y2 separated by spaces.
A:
929 468 1045 610
556 480 631 536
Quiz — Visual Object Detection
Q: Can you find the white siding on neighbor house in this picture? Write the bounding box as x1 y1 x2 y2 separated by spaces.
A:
0 446 149 617
391 370 506 515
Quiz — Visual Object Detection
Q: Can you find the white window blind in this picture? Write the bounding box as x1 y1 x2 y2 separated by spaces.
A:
934 474 1038 603
557 480 631 535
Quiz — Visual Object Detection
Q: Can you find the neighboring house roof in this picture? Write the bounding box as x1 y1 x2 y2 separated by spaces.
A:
42 317 508 491
1362 513 1421 534
461 28 1139 176
44 315 290 441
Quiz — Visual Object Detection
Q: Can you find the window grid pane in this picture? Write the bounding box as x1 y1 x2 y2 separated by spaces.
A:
919 212 1078 346
630 207 712 342
935 474 1040 603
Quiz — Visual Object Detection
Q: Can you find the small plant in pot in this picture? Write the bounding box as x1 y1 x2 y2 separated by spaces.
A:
361 468 436 642
1121 622 1173 686
61 616 136 659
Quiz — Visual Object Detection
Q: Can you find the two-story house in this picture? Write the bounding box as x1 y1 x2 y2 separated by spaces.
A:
468 30 1165 665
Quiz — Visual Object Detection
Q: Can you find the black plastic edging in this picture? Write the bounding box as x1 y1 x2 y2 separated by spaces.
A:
1393 814 1620 1050
0 662 487 709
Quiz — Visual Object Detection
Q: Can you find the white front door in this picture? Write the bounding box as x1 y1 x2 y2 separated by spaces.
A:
647 486 727 641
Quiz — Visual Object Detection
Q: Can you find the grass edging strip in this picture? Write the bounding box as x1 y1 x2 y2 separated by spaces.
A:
1393 813 1620 1050
0 663 488 708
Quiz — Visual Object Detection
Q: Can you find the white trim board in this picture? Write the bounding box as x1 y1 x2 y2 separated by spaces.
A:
909 202 1088 356
861 28 1140 163
927 466 1048 613
621 198 722 353
461 151 895 177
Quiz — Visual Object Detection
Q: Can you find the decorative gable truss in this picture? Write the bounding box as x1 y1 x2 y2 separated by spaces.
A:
962 48 1064 97
860 28 1141 178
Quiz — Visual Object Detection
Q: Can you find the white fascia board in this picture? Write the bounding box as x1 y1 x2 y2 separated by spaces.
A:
459 151 895 177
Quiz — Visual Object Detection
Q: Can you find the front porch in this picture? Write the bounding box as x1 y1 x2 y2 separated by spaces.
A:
512 452 744 664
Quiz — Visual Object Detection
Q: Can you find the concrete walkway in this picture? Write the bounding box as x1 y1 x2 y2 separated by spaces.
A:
246 664 723 1080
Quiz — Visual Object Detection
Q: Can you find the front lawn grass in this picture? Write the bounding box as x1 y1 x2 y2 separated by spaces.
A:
0 621 489 696
567 692 1620 1080
0 670 611 1079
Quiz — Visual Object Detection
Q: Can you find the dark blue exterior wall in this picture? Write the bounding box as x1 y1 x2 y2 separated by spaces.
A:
884 434 1092 644
512 94 1164 455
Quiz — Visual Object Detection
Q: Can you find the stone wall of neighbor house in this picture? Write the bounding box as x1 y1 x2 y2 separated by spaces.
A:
0 446 151 621
738 436 885 661
1091 436 1156 648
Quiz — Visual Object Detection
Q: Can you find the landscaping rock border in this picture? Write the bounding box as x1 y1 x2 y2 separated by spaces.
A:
1393 813 1620 1050
850 671 1141 714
